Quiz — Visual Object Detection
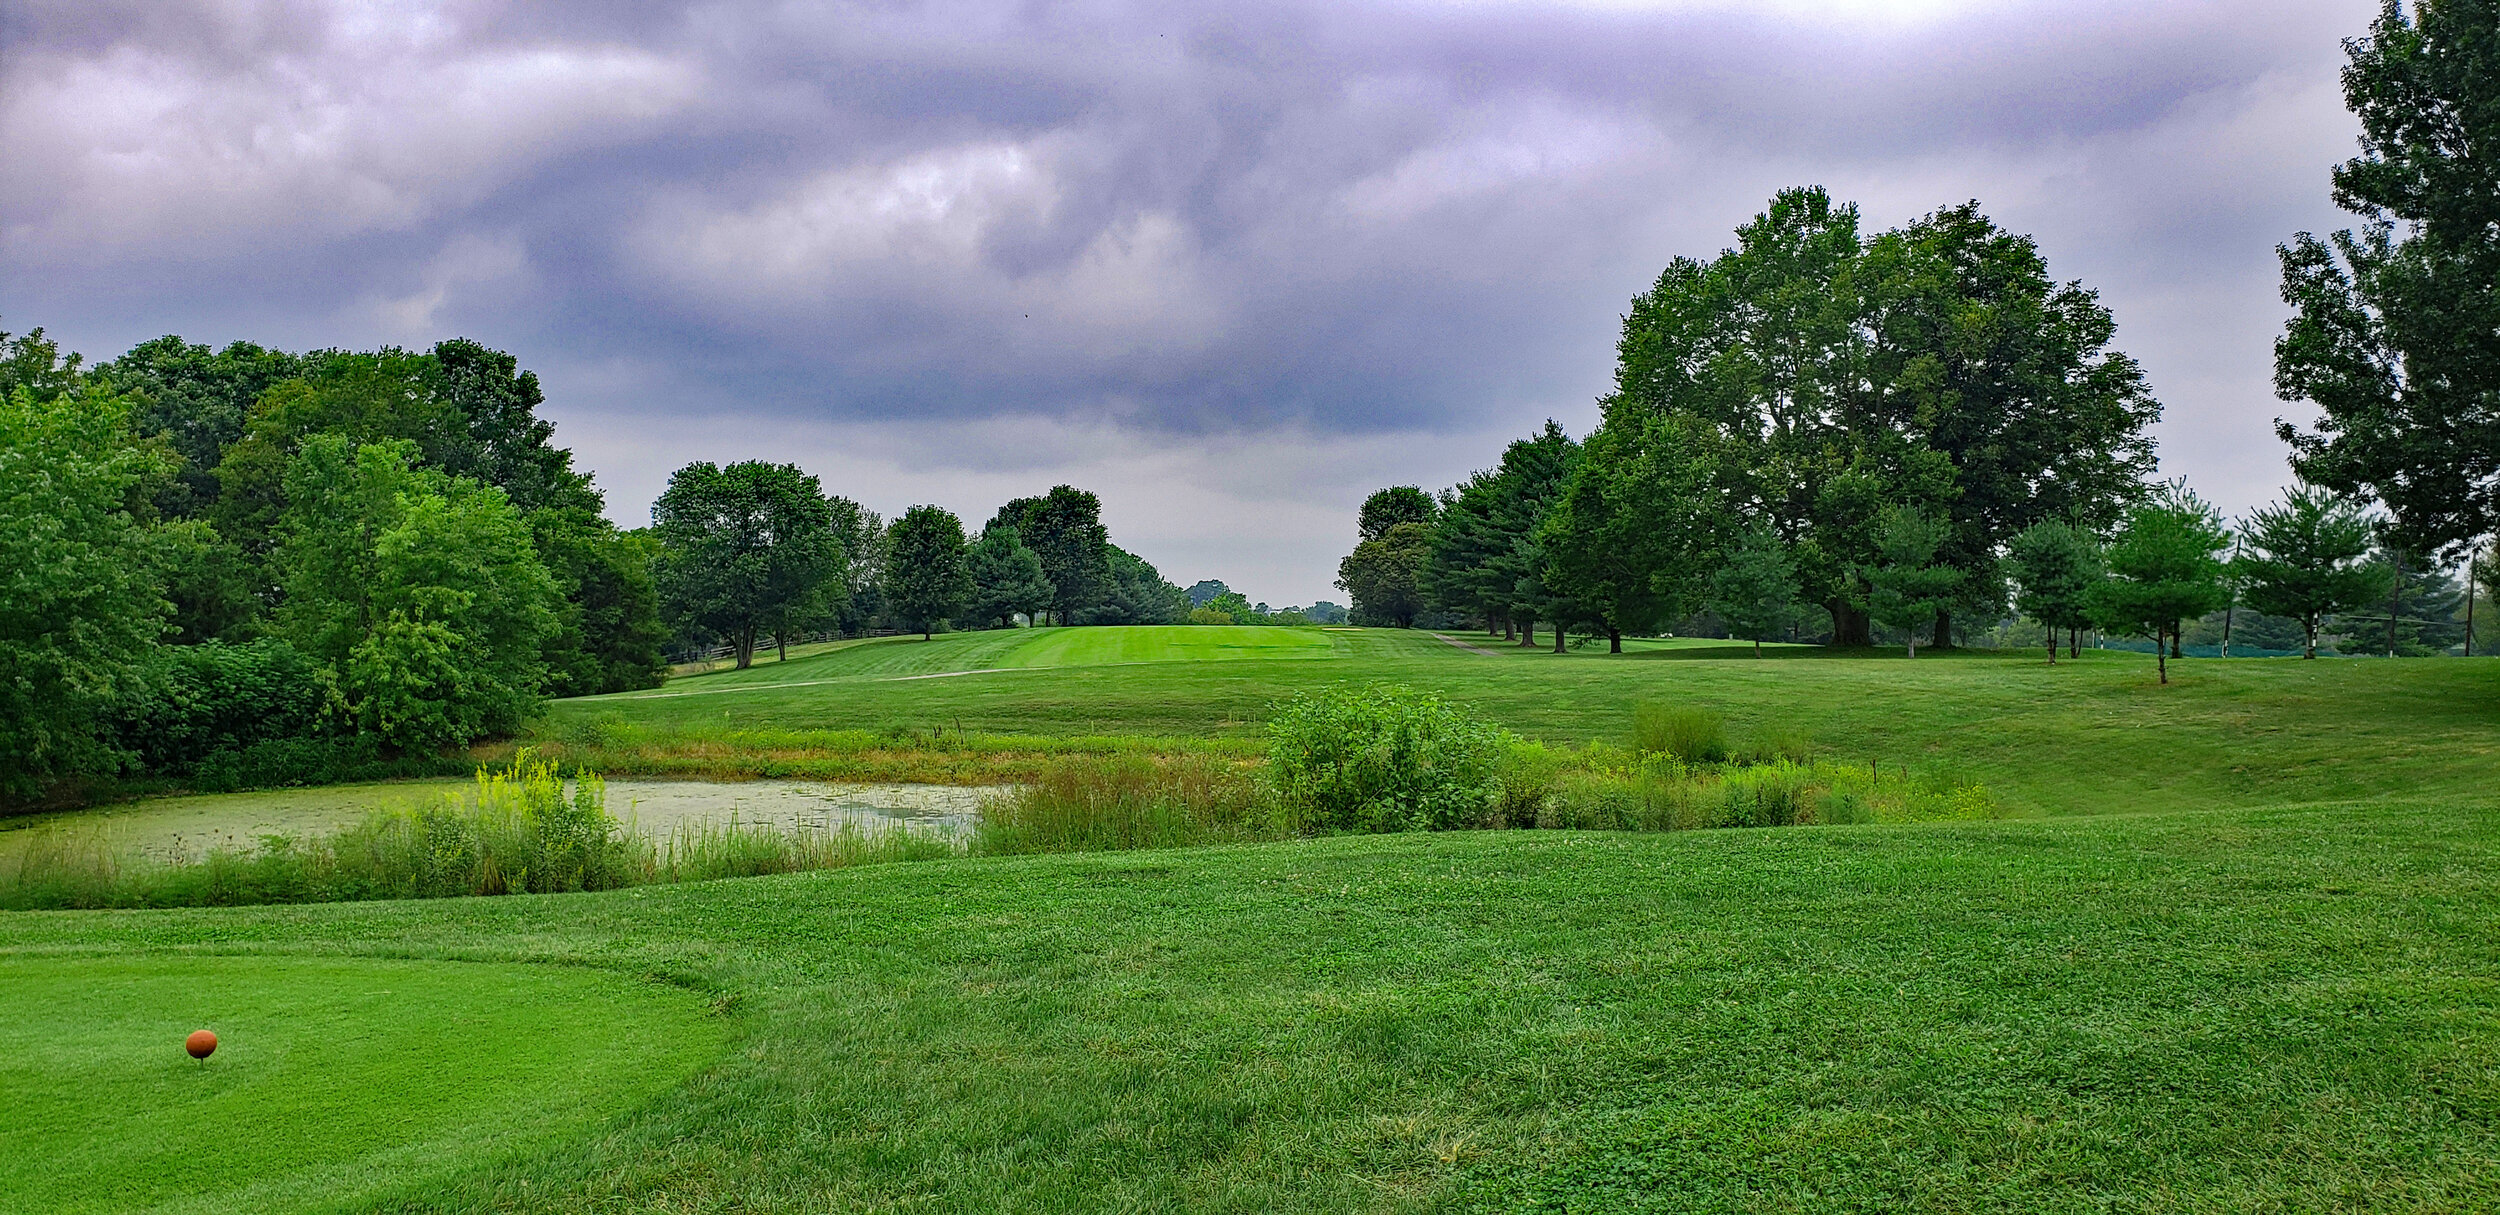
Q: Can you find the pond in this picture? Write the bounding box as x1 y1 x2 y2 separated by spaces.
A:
0 780 1001 861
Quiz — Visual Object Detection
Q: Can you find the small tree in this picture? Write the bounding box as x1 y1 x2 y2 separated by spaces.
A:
2089 485 2233 683
1866 505 1963 658
2235 484 2386 658
884 505 972 640
965 524 1052 628
1708 523 1799 656
2005 520 2104 664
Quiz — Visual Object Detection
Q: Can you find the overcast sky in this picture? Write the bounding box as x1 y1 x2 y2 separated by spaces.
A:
4 0 2377 606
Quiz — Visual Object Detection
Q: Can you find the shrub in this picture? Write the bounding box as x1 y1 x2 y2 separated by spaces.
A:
1632 704 1729 764
109 639 334 774
1266 685 1507 832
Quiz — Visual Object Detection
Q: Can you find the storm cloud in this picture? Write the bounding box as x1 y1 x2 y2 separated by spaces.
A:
2 0 2374 604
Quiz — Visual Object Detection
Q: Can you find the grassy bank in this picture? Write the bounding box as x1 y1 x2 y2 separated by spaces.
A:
538 627 2500 817
4 795 2491 1211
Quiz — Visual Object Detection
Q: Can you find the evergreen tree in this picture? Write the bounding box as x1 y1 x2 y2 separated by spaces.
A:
2089 485 2233 683
2235 484 2387 658
2005 520 2104 663
1708 522 1800 656
1865 505 1964 658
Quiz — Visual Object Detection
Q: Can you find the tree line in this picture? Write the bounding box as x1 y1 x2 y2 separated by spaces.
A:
0 326 1189 800
1339 4 2500 673
651 470 1190 664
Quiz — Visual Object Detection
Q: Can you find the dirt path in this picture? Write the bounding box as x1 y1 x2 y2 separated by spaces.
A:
1429 632 1502 656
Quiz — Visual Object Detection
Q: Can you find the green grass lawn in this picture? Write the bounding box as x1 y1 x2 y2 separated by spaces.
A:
2 799 2490 1211
550 627 2500 817
8 626 2498 1211
0 953 723 1213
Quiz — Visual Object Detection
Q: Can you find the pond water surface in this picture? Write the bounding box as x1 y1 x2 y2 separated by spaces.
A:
0 780 1000 861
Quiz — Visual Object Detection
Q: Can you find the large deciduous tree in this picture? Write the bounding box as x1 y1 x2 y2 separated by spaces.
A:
1338 522 1433 628
1357 487 1437 541
2277 0 2500 560
991 486 1111 625
651 461 841 668
0 386 171 796
2235 484 2388 658
1541 412 1730 652
1604 187 2157 647
966 525 1053 628
274 437 557 751
884 505 973 640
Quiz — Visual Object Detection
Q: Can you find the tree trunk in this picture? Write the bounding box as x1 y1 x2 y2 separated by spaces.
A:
777 633 787 664
1906 632 1918 659
735 625 756 670
1828 602 1873 647
2068 626 2080 659
1609 628 1621 654
1520 618 1536 647
923 625 933 641
1755 638 1763 657
2046 623 2057 664
1552 624 1566 654
1931 608 1952 651
1503 617 1515 641
2156 627 2169 683
2387 548 2403 657
2304 617 2318 660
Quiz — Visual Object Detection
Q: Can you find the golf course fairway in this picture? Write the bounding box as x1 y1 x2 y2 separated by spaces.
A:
0 954 725 1214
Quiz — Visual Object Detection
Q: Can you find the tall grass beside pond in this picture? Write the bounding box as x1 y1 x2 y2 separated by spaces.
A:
4 699 2002 909
0 751 949 910
974 754 1289 854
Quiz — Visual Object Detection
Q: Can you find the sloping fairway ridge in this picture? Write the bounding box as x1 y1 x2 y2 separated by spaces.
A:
1002 624 1339 668
0 955 724 1213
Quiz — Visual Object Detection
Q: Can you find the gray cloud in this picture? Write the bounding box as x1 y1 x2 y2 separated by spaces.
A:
1 0 2378 604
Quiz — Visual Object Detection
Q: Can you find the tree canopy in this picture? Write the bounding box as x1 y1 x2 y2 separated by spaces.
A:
650 461 841 669
885 505 973 640
2277 0 2500 559
0 386 171 795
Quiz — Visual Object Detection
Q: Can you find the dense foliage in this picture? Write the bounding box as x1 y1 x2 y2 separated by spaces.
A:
2277 0 2500 560
0 324 664 801
1390 188 2162 653
1266 685 1508 832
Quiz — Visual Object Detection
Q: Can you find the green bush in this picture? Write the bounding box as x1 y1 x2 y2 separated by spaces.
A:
1632 704 1729 764
1266 685 1507 832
